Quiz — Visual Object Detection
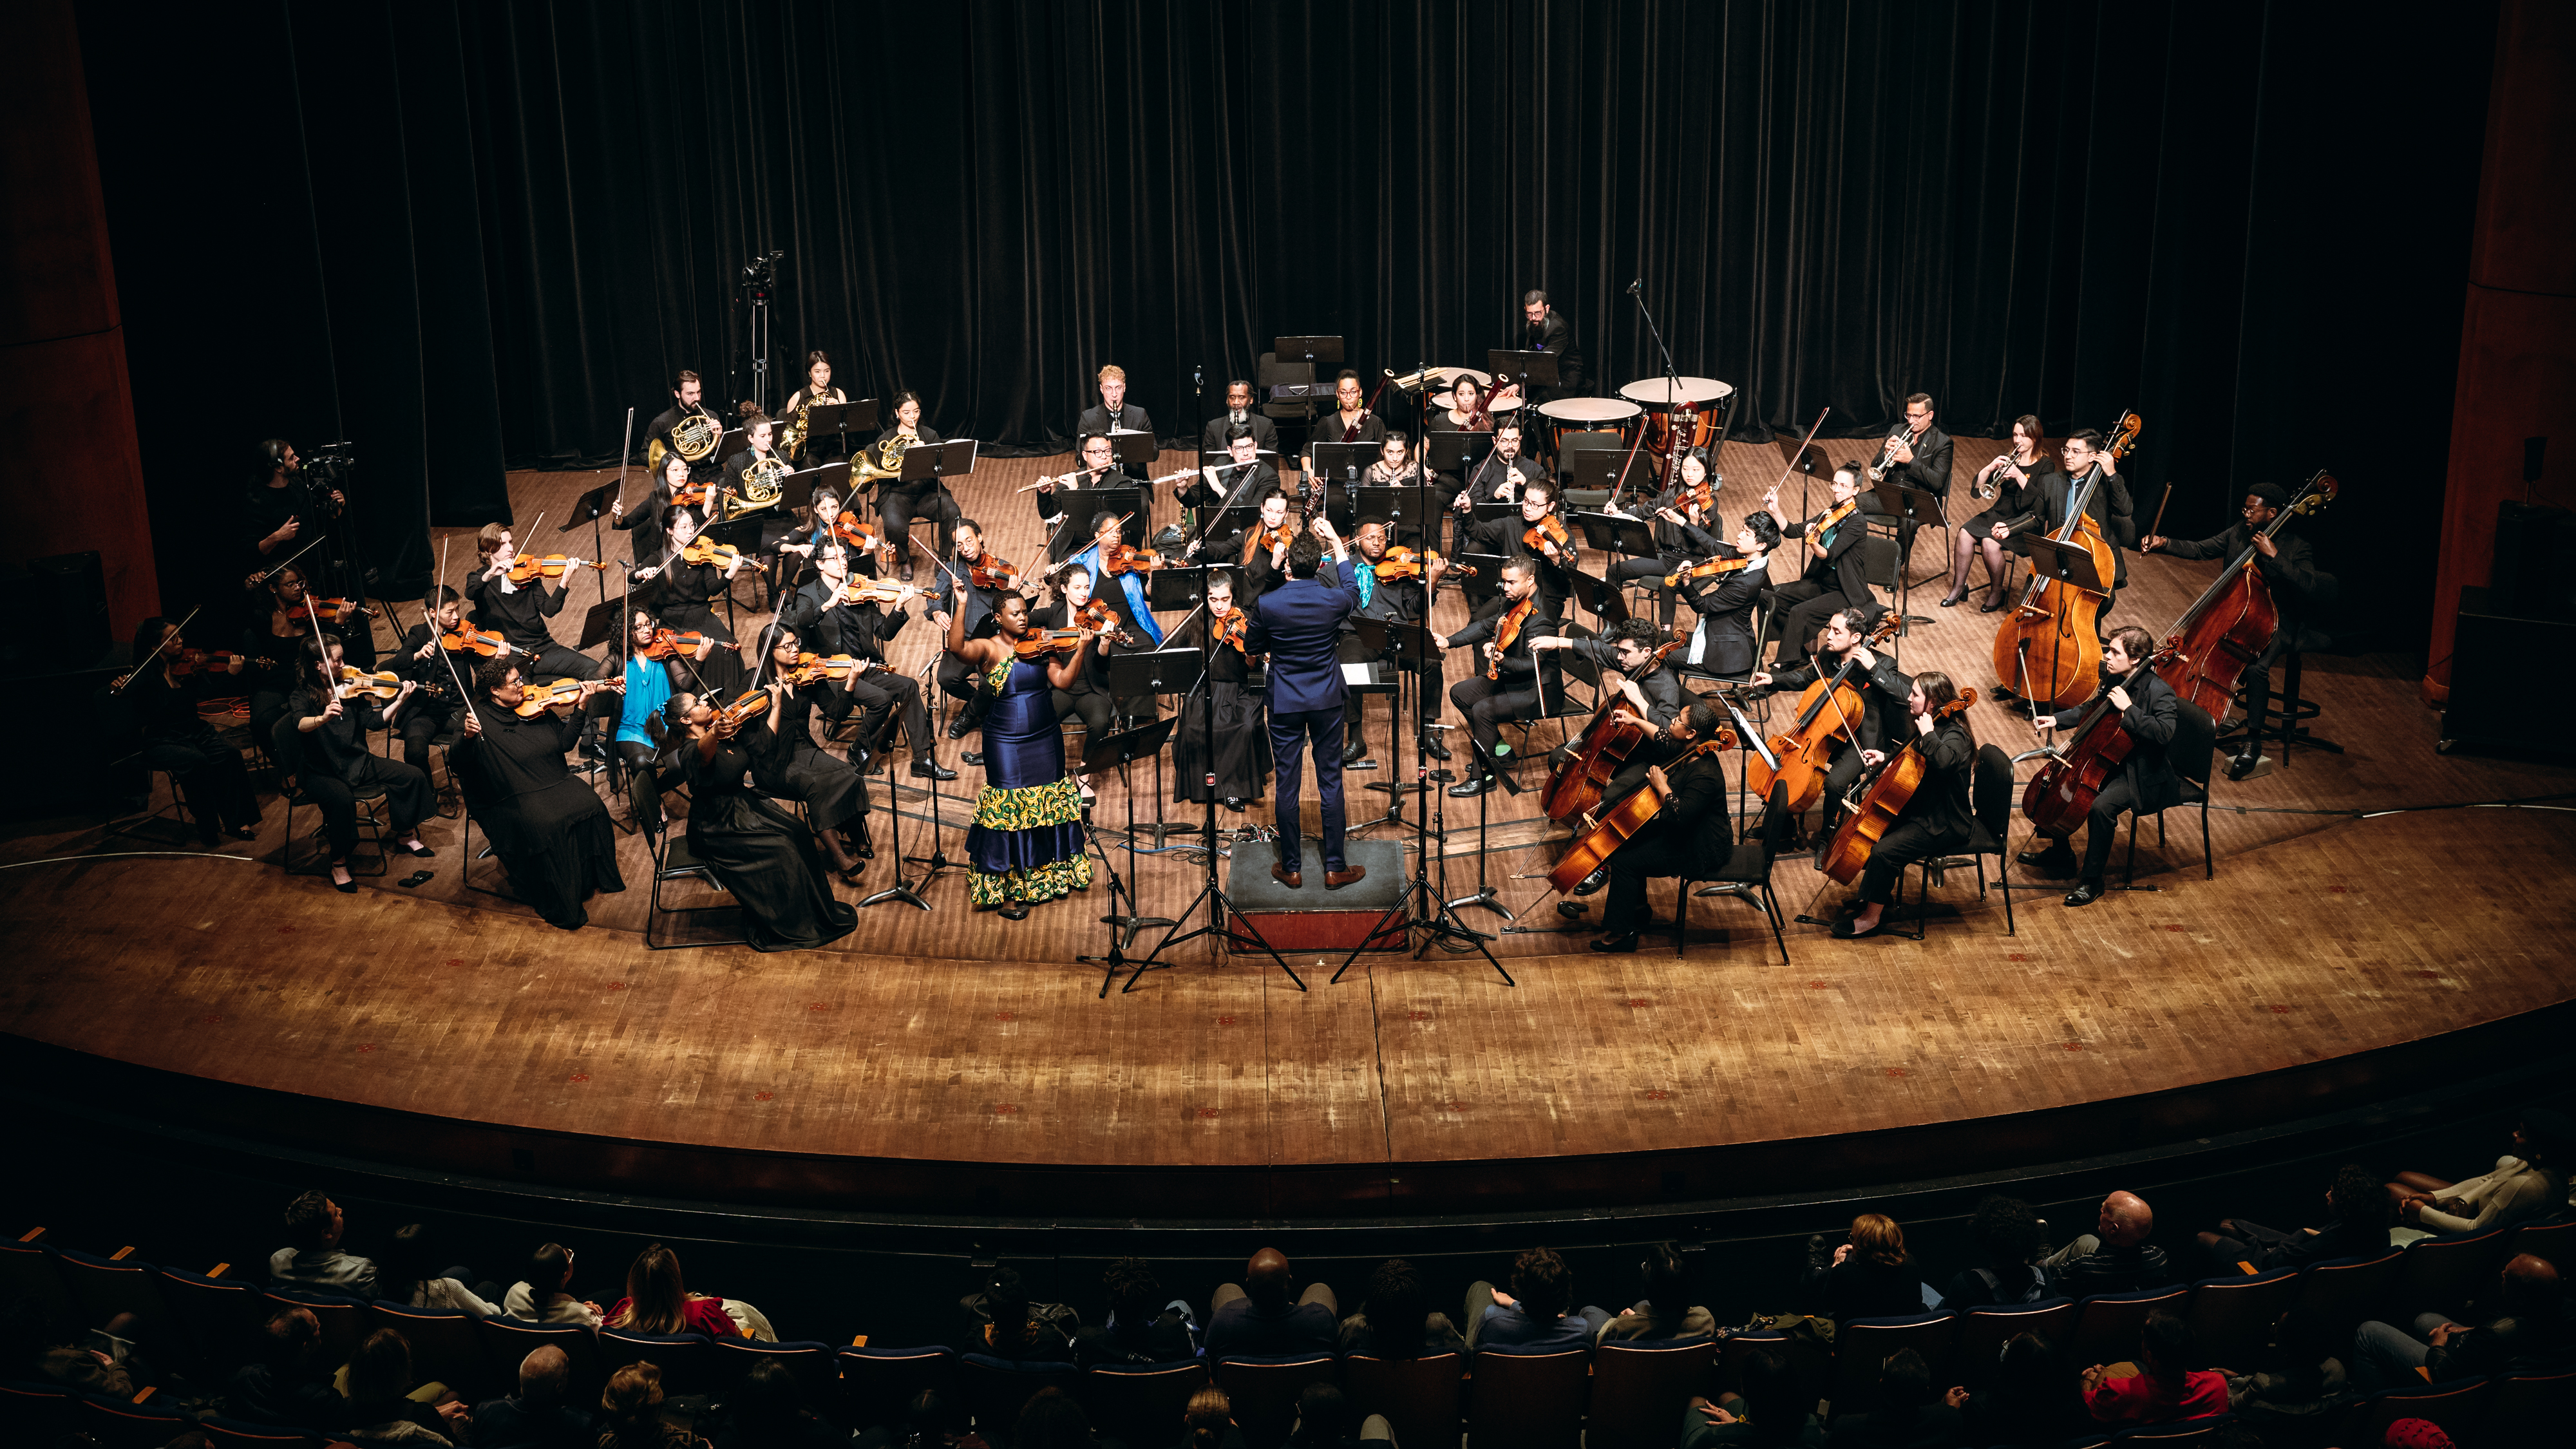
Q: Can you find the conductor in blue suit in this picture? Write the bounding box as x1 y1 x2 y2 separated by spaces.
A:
1245 521 1367 890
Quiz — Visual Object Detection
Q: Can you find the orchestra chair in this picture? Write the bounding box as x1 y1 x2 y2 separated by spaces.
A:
2477 1367 2576 1444
73 1388 194 1448
1947 1298 2076 1389
199 1419 330 1449
103 756 196 846
960 1353 1079 1440
0 1230 75 1328
54 1247 173 1352
1079 1359 1207 1449
2394 1226 2517 1323
1587 1338 1716 1449
367 1300 497 1403
1677 779 1793 964
459 810 520 904
1828 1314 1956 1425
2339 1376 2492 1448
2067 1286 2192 1371
2121 700 2217 887
260 1288 368 1370
1854 535 1909 632
1256 352 1319 433
2506 1215 2576 1276
596 1326 716 1395
2108 1414 2234 1443
2181 1269 2301 1372
838 1345 961 1435
272 716 390 878
153 1264 268 1380
1340 1352 1463 1449
475 1315 608 1412
1876 743 2017 942
0 1380 75 1443
714 1338 846 1426
1463 1346 1589 1449
645 828 749 951
2287 1249 2405 1338
1211 1354 1340 1449
1551 429 1625 487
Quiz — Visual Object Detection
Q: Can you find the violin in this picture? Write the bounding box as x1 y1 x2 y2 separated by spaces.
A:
1211 609 1251 654
168 649 249 676
1099 542 1170 576
1540 635 1693 824
1806 495 1861 552
1545 732 1738 895
1487 597 1533 681
284 597 377 624
1012 600 1128 659
1990 411 2139 707
1745 612 1904 811
968 551 1028 590
1674 476 1717 514
784 652 872 687
638 629 738 661
1522 512 1573 559
335 665 407 701
1819 688 1980 885
670 482 717 510
512 678 593 717
1662 554 1756 589
1242 524 1299 564
504 553 609 585
677 535 747 568
440 625 511 656
838 577 930 609
708 688 770 728
831 511 895 559
1370 546 1470 582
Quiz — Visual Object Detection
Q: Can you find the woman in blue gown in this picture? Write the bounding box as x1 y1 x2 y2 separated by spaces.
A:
947 592 1096 918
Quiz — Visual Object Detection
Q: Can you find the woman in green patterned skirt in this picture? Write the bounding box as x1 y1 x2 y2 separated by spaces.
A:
947 592 1097 918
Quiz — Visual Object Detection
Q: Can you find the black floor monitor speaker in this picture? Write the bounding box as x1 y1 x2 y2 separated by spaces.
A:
2492 500 2576 621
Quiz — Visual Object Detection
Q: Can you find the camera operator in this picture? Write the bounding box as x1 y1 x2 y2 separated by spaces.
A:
245 439 346 564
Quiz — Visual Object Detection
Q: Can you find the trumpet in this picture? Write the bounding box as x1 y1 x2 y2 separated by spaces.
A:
1866 428 1910 484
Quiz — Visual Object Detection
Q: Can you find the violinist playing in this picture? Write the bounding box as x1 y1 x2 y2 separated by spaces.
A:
1066 509 1167 648
454 656 627 931
743 624 876 884
1673 512 1782 679
242 563 318 761
117 616 263 846
2139 480 2321 781
927 518 1018 744
279 632 437 893
467 522 604 682
1750 607 1909 842
779 542 952 781
390 585 478 777
1835 670 1976 941
2018 625 2180 905
1468 475 1582 616
1588 703 1735 954
1172 569 1273 813
631 509 746 690
1236 489 1301 603
1604 447 1730 600
1441 556 1564 799
947 591 1096 919
610 452 694 566
1763 464 1880 670
1347 515 1452 762
666 691 860 952
613 609 699 846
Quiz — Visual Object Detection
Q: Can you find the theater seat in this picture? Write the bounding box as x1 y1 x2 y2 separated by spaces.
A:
1340 1352 1463 1449
1587 1338 1716 1449
1464 1347 1588 1449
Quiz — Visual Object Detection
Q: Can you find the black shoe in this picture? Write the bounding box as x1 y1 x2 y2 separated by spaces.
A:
1939 589 1968 608
1419 732 1452 761
2226 748 2262 782
946 715 974 740
2016 845 2079 879
997 902 1029 920
2065 880 2107 907
1341 737 1367 766
1589 934 1640 954
849 747 871 769
1831 914 1888 939
912 759 959 782
961 750 985 768
1223 797 1245 813
1573 866 1610 896
898 558 917 583
1980 595 2009 613
1494 768 1526 795
1448 773 1495 799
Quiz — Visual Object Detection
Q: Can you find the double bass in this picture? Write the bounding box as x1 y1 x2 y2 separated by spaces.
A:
1989 412 2141 708
2020 645 2175 837
1818 688 1980 885
1745 613 1903 811
2153 471 2338 720
1545 730 1736 895
1540 631 1689 822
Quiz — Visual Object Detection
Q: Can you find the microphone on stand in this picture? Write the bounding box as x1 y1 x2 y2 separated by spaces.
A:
1627 278 1643 296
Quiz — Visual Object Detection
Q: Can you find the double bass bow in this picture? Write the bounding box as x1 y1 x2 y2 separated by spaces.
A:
2152 471 2338 721
1544 729 1738 895
1989 411 2141 708
1744 612 1903 812
1817 688 1980 885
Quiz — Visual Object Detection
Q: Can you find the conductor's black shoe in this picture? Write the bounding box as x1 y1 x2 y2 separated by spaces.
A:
2225 748 2262 781
2064 880 2108 907
1419 732 1452 760
1589 934 1640 953
961 750 985 768
1573 866 1610 896
912 759 959 782
1448 773 1495 798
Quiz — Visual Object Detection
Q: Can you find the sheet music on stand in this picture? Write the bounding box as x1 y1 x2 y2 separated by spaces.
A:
1423 430 1495 477
1571 448 1645 498
796 399 879 458
1307 441 1376 484
1273 336 1345 370
785 460 851 511
2009 532 2108 593
1573 511 1657 558
1146 565 1211 612
1486 349 1560 401
900 438 980 487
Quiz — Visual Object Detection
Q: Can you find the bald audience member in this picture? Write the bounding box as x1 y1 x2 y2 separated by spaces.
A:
2354 1253 2570 1390
471 1343 594 1449
2041 1191 2175 1296
1204 1247 1340 1357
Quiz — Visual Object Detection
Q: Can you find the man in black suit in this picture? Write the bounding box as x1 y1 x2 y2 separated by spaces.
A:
1180 427 1276 531
1075 363 1153 446
2141 480 2321 779
1531 616 1691 896
2018 625 2180 905
647 368 724 482
1676 511 1783 678
2007 428 2135 594
1520 289 1587 396
1200 378 1280 455
1763 465 1881 669
1589 702 1734 952
1245 527 1365 889
1441 558 1564 797
1835 668 1976 940
1873 392 1955 557
1033 432 1133 531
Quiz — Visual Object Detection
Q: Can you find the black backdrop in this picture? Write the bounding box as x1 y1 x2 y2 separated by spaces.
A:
84 0 2495 637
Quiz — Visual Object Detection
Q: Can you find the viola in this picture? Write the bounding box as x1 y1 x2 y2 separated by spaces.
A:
1370 546 1470 582
1099 542 1170 576
2022 651 2176 838
1662 554 1756 589
1545 734 1738 895
1522 512 1573 558
1240 524 1298 564
708 688 770 728
1540 636 1692 824
1211 609 1251 654
784 652 871 687
1819 688 1979 885
1487 597 1533 681
440 625 510 656
2152 471 2338 723
1990 411 2139 707
504 553 609 585
512 678 593 717
638 629 737 661
284 596 377 624
677 535 747 568
968 551 1027 590
169 649 249 676
335 665 407 701
1745 612 1904 812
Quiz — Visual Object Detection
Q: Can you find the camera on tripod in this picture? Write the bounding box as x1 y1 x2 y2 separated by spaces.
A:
740 250 786 297
303 440 356 486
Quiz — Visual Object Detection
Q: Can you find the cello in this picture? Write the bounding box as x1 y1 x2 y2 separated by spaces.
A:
2020 646 2175 837
1540 632 1690 823
1989 412 2141 708
2152 471 2338 721
1745 612 1902 811
1818 688 1980 885
1546 729 1738 895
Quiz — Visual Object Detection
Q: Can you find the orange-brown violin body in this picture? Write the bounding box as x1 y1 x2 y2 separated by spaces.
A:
1819 689 1978 884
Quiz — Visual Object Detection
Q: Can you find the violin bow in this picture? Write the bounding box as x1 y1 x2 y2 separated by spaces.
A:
109 605 203 697
432 535 480 722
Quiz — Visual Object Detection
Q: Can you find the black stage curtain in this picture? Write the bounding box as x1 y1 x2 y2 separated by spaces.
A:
85 1 2494 638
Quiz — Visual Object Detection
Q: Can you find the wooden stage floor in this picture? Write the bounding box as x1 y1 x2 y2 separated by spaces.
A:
6 436 2573 1217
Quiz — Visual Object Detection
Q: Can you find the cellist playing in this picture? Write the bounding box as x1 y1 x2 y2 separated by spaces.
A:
2017 625 2181 905
1835 670 1976 941
1588 703 1736 954
1530 618 1691 896
1749 607 1909 844
2139 480 2319 781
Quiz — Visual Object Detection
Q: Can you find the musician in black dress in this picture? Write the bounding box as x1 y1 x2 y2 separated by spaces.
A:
242 565 317 762
647 370 724 482
1873 393 1954 556
390 586 475 774
1468 478 1582 618
1302 370 1386 522
278 634 437 892
781 350 849 463
1519 289 1587 397
466 524 603 682
609 452 691 566
1835 669 1975 940
1199 379 1278 455
1750 607 1907 840
1604 448 1730 592
631 509 746 691
2007 428 2135 594
1763 464 1879 670
2016 626 2181 904
1674 513 1781 679
869 391 954 582
2141 480 2322 780
668 692 860 953
1347 516 1452 762
1441 558 1563 798
454 658 626 929
744 625 874 884
1171 570 1272 811
1947 415 2045 611
120 616 262 845
1589 704 1733 953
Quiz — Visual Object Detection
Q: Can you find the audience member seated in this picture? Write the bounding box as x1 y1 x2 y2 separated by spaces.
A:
470 1344 592 1449
2214 1307 2352 1438
1205 1247 1339 1358
1338 1257 1464 1357
2198 1162 2392 1274
26 1308 173 1399
376 1221 502 1317
1683 1347 1821 1447
604 1242 748 1340
1016 1385 1112 1449
1801 1215 1926 1322
974 1272 1075 1362
1284 1383 1395 1449
598 1362 694 1449
1463 1245 1604 1350
2041 1191 2174 1296
858 1389 978 1449
2351 1252 2570 1392
1824 1347 1960 1447
1942 1331 2088 1446
269 1187 377 1297
706 1358 842 1449
2081 1312 2226 1427
1186 1385 1249 1449
1074 1256 1197 1366
344 1326 469 1444
504 1241 604 1326
1598 1241 1716 1342
2379 1419 2458 1448
223 1305 346 1435
1934 1196 2051 1309
2386 1108 2572 1236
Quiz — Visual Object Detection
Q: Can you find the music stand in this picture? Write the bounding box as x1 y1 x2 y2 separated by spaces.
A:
1076 715 1179 989
1459 552 1511 593
798 399 877 459
1050 487 1144 562
1570 448 1644 499
1567 570 1632 629
1147 565 1210 612
785 460 848 511
564 477 623 606
574 596 628 654
1273 336 1345 370
1306 441 1375 519
2000 533 2110 703
1573 511 1657 558
1352 487 1434 540
1423 430 1494 475
1871 478 1948 642
701 513 768 622
1106 430 1158 470
1099 646 1200 846
1486 349 1560 402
